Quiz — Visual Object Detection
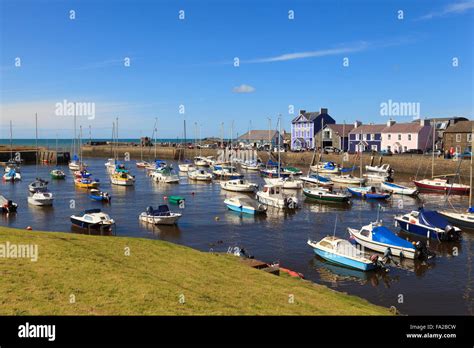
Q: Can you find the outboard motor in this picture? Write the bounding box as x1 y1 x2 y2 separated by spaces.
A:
444 224 459 241
414 241 435 260
146 206 154 215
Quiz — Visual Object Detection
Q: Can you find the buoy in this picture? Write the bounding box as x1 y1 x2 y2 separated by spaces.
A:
164 196 168 200
192 192 195 195
215 216 219 221
26 226 32 230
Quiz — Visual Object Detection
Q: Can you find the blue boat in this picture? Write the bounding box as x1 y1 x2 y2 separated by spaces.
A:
224 196 266 215
347 186 391 200
307 237 377 271
89 189 111 202
394 208 462 241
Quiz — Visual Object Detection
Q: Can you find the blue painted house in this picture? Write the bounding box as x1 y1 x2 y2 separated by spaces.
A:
348 122 386 152
291 108 335 150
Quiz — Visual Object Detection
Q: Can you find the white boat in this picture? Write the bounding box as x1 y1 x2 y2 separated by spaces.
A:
104 158 117 174
347 222 418 259
139 205 182 225
438 208 474 229
310 162 340 174
363 172 391 183
365 164 393 174
136 161 151 168
68 161 81 171
212 166 244 180
178 162 195 172
256 184 298 209
150 167 180 183
331 174 366 185
224 196 267 214
70 209 115 231
220 179 258 192
188 169 213 181
28 191 54 206
380 182 418 196
2 168 21 182
194 156 210 167
240 160 262 171
263 176 303 189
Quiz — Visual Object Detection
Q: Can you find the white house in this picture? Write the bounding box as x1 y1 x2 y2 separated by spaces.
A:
381 119 433 153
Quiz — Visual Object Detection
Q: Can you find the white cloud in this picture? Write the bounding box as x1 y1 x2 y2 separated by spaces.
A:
233 84 256 93
417 1 474 20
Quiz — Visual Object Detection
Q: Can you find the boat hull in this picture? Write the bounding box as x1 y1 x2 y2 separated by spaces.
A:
413 180 469 194
381 182 418 196
139 213 181 225
438 211 474 229
312 248 375 271
303 189 349 202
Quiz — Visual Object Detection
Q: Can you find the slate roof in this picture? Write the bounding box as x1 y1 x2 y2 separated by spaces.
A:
325 124 355 137
444 120 474 133
238 130 279 141
348 124 386 134
381 122 427 133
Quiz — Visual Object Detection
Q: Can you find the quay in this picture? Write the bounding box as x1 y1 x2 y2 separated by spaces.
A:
0 146 70 165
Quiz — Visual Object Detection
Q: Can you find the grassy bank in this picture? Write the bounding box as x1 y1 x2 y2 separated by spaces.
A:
0 227 391 315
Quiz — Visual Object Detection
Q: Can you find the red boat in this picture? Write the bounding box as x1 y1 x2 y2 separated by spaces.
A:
413 178 470 194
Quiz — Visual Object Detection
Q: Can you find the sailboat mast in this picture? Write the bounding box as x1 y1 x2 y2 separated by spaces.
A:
35 113 38 174
9 120 13 160
278 115 281 178
470 125 473 207
431 123 435 178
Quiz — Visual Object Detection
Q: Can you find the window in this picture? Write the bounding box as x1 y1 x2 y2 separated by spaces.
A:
398 134 401 141
408 134 412 141
387 145 391 151
468 133 472 142
456 146 461 154
371 145 377 151
456 134 461 142
362 134 367 141
371 134 375 140
356 134 360 140
387 134 391 140
404 146 407 152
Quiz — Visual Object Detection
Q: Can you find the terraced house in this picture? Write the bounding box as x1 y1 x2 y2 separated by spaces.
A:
443 120 474 155
290 108 335 150
348 122 385 152
381 119 433 153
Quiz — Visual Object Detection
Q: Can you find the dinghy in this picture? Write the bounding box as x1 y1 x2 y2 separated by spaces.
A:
283 166 303 176
381 182 418 196
167 195 185 205
150 166 180 183
264 176 303 189
259 168 291 178
75 177 100 189
307 237 378 271
139 205 182 225
365 163 393 174
71 209 115 231
2 168 21 182
413 178 470 194
224 196 267 215
89 189 111 202
50 169 66 179
394 208 462 241
348 222 419 259
256 184 299 209
28 178 49 193
347 186 391 200
438 208 474 229
136 161 151 168
0 195 18 213
331 174 365 185
363 172 391 183
188 169 213 181
303 187 350 203
220 179 258 192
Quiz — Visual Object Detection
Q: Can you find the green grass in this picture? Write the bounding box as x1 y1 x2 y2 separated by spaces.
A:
0 226 391 315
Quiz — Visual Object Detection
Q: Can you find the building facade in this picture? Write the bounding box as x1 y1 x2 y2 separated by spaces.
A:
381 119 433 153
238 130 283 148
314 124 354 151
348 122 385 152
290 108 335 150
443 120 473 155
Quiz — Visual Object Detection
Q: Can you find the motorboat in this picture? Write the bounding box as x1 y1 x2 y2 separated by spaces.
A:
394 208 462 241
70 209 115 231
256 184 298 209
188 169 213 181
212 165 244 180
224 196 267 215
50 169 66 179
220 179 258 192
307 237 378 271
150 166 180 183
347 186 391 200
310 162 340 174
89 189 111 202
28 191 54 206
139 205 182 225
303 187 350 203
178 160 195 172
413 178 470 194
263 176 303 189
363 172 392 183
438 207 474 229
380 182 418 196
331 174 365 185
240 160 262 171
3 168 21 182
347 222 419 259
194 156 210 167
300 174 333 187
74 177 100 188
136 161 151 168
28 178 49 193
282 166 303 176
365 163 393 174
0 195 18 213
260 168 291 178
110 172 135 186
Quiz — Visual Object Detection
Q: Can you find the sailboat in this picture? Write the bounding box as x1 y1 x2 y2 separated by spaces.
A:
68 103 86 171
3 121 22 182
136 131 151 168
109 118 135 186
50 135 66 179
28 113 54 206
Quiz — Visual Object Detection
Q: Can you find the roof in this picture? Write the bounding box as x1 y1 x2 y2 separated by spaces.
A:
348 124 386 134
381 122 428 133
291 109 334 123
324 124 355 137
238 130 279 141
417 117 469 123
444 120 474 133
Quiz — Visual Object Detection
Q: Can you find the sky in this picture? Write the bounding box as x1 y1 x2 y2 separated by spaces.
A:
0 0 473 139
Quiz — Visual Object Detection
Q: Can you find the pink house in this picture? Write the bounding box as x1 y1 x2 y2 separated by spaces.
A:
381 119 433 153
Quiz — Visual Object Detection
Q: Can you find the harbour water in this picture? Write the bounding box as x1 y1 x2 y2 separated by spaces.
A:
0 157 473 315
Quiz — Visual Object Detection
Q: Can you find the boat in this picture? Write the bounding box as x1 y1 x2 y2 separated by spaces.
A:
188 169 213 181
259 167 291 178
105 158 117 174
347 186 391 200
303 187 350 203
331 174 366 185
307 237 377 271
240 160 262 171
75 177 100 189
2 168 21 182
139 205 182 225
300 174 333 187
438 208 474 229
4 160 21 174
220 179 258 192
380 182 418 196
136 160 151 168
150 166 180 183
167 195 185 205
363 172 392 183
194 156 210 167
27 191 54 206
28 178 49 193
394 208 462 241
347 222 419 259
178 160 195 172
212 165 244 180
0 195 18 213
110 171 135 186
264 176 303 189
283 166 303 176
256 184 299 209
50 169 66 179
310 162 340 174
89 189 111 202
70 209 115 231
365 163 393 174
413 177 470 194
224 196 267 215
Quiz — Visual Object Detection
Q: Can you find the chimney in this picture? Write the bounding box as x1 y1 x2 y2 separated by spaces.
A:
320 108 328 114
354 121 362 128
419 118 428 126
386 119 395 127
299 109 306 115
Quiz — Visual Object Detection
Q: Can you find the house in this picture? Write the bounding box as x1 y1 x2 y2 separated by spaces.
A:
348 122 386 152
381 119 433 153
416 116 469 150
443 120 473 155
314 123 355 151
238 130 283 148
290 108 335 150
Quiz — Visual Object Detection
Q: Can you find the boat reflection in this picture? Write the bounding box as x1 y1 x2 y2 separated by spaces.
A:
138 220 182 240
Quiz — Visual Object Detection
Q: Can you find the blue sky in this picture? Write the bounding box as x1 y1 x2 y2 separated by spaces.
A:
0 0 473 138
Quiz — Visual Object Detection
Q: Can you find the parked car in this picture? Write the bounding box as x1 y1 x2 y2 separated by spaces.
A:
424 149 443 156
380 150 393 156
403 149 424 155
324 146 340 153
